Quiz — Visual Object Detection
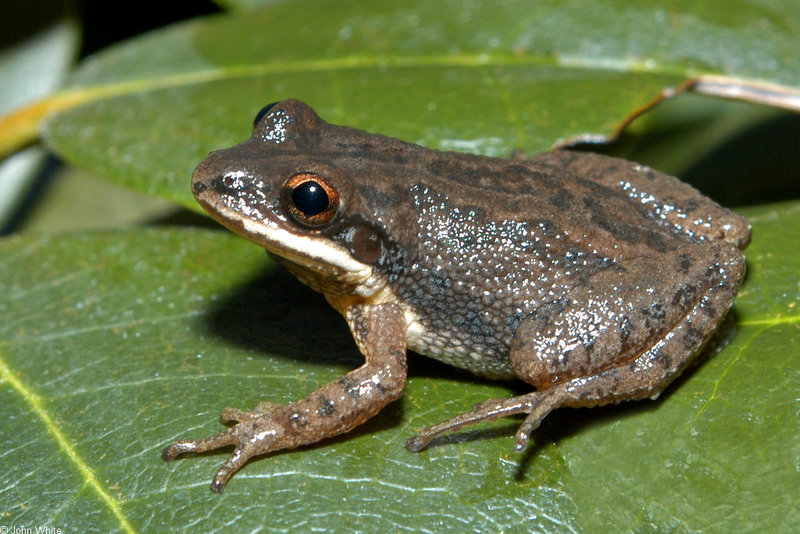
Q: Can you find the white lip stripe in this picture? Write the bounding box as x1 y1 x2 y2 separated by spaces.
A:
222 205 372 276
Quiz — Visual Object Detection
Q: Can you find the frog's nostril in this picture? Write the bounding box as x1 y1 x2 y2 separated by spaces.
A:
192 180 208 194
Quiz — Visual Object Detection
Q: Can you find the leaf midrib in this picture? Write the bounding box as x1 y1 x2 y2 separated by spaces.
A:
57 52 687 116
0 351 137 534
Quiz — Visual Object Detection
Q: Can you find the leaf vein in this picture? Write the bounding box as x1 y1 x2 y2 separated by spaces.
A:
0 351 138 534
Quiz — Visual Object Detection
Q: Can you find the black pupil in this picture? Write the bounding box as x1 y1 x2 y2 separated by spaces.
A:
292 181 329 217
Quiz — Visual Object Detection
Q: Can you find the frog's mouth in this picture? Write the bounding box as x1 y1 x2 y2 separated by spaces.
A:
193 171 373 284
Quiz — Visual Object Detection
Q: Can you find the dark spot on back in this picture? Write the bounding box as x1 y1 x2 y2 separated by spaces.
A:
644 229 668 250
678 254 693 273
671 284 698 309
682 325 703 350
549 187 574 210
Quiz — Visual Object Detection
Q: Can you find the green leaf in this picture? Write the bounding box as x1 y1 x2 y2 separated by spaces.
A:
212 0 282 11
2 1 799 532
35 0 800 208
1 202 797 532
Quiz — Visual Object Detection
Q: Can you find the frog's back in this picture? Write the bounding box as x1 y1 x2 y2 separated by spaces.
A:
351 144 746 378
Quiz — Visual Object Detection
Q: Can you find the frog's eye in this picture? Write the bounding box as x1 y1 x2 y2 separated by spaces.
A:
253 102 280 130
282 173 340 227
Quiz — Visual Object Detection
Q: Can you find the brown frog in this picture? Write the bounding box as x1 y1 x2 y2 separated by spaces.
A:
163 99 750 492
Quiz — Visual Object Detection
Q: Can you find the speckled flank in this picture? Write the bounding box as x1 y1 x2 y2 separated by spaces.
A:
395 184 614 378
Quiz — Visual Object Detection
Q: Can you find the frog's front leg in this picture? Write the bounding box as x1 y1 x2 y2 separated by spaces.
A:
163 302 407 492
407 251 744 452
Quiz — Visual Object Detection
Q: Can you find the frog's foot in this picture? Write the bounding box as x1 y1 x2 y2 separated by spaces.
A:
162 395 386 493
162 402 286 492
163 304 408 493
404 387 566 452
162 409 284 493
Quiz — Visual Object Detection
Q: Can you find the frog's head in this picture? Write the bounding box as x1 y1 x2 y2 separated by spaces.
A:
191 99 395 297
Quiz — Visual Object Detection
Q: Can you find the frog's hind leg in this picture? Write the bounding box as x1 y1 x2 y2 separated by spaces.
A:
406 250 744 453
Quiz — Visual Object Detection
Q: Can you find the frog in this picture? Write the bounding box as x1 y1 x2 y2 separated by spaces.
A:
162 99 750 492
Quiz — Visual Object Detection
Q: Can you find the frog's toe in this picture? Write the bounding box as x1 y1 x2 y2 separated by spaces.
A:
219 407 250 424
404 434 430 452
163 423 263 492
405 386 577 453
161 427 238 460
210 446 252 493
513 405 549 451
161 441 191 461
513 387 573 450
405 395 535 452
